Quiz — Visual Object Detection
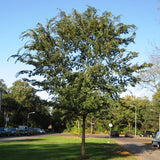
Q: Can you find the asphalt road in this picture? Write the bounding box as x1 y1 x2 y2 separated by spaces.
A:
113 136 160 160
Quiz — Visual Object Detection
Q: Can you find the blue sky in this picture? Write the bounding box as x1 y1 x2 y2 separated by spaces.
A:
0 0 160 98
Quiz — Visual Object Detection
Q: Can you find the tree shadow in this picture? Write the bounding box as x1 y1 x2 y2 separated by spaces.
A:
19 138 46 142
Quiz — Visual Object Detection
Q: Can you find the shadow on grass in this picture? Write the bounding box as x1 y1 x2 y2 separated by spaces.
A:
19 138 47 142
0 139 136 160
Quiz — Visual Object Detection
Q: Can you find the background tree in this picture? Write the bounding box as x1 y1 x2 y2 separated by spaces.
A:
135 97 151 132
0 79 7 91
116 95 152 134
115 95 135 132
8 80 36 125
10 7 149 159
139 54 160 93
1 94 19 127
0 79 51 128
150 88 160 132
7 80 51 128
0 79 8 126
51 108 67 133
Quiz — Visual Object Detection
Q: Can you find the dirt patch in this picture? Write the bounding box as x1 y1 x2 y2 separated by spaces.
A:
115 150 133 156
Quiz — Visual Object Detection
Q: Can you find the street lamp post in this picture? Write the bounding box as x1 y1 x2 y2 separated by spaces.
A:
27 112 35 127
91 118 92 134
150 109 160 131
135 106 137 137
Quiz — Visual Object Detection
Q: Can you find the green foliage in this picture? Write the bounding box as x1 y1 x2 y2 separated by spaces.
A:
114 96 135 132
0 79 51 128
94 123 106 134
149 89 160 131
0 79 7 91
69 126 82 136
9 6 148 103
51 108 67 132
122 127 130 134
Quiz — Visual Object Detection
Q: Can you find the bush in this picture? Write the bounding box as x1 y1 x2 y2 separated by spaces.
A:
70 126 82 136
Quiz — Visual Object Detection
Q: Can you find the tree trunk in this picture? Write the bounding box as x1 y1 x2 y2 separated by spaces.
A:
81 115 86 159
128 122 132 132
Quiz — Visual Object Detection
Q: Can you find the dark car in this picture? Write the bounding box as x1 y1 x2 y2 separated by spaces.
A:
140 131 153 137
28 128 35 135
0 128 6 136
125 132 133 138
0 127 10 136
19 129 30 136
8 128 20 136
110 131 119 137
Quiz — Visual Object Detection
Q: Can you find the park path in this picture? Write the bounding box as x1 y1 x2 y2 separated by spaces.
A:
0 133 72 142
113 137 160 160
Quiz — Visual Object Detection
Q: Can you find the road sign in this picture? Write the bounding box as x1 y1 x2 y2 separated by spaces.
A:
6 117 9 122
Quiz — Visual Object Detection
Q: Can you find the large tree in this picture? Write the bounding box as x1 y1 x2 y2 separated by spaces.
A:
10 7 149 159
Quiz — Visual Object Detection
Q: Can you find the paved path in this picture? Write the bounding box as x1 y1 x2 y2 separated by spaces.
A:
86 134 160 160
113 137 160 160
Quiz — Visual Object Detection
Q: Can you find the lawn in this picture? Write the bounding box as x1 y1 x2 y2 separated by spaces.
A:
0 136 137 160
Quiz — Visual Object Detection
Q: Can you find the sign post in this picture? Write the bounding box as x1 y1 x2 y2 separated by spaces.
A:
108 123 113 143
5 117 9 127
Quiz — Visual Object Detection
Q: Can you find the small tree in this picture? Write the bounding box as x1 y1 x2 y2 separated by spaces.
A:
10 7 149 159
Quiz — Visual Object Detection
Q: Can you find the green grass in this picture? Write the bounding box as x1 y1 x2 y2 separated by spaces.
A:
0 136 137 160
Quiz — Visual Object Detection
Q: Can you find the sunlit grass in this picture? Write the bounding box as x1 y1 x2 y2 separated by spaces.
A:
0 136 137 160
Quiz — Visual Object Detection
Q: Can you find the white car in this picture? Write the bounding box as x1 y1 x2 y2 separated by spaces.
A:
152 131 160 148
35 128 45 134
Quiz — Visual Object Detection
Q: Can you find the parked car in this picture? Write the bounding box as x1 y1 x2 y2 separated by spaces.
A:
140 131 153 137
19 129 30 136
125 132 133 138
8 128 20 136
152 131 160 148
0 127 6 136
28 128 35 135
33 128 45 134
110 131 119 137
37 128 45 134
0 127 10 136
